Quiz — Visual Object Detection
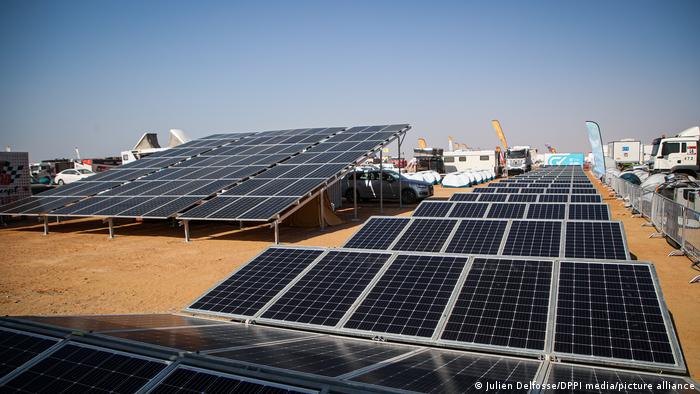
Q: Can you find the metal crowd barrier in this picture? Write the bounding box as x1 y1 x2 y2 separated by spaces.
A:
604 171 700 262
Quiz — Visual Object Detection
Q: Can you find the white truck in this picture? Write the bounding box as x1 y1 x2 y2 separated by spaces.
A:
607 139 642 164
650 126 700 175
506 145 532 174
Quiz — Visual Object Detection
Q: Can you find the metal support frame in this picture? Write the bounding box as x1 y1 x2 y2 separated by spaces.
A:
183 220 190 243
273 221 279 244
319 189 325 230
352 165 358 221
398 134 403 208
379 148 383 213
42 216 49 236
108 218 115 239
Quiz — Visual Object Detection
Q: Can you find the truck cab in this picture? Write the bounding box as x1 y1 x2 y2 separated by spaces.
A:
652 127 699 175
506 146 532 174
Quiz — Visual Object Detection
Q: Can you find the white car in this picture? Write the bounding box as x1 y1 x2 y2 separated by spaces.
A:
54 168 95 185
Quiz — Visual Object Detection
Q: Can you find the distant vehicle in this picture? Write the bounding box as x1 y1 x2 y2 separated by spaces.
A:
31 175 53 194
607 139 642 164
650 126 700 176
53 168 95 185
506 145 533 174
443 149 502 175
341 169 433 204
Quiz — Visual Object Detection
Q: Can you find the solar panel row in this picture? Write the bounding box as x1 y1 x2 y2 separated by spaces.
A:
450 193 602 203
412 201 609 220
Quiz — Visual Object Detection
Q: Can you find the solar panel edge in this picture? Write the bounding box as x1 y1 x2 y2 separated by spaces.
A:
0 327 62 384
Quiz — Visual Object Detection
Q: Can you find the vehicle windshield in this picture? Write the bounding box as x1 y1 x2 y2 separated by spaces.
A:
77 169 94 174
508 150 527 159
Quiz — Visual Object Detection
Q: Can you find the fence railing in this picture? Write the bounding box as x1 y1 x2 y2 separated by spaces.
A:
605 171 700 262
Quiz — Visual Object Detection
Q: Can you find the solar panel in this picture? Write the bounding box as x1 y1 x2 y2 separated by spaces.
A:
391 218 457 252
239 197 299 220
277 178 325 196
508 194 538 203
572 188 598 194
568 204 610 220
564 221 628 260
440 258 552 350
503 220 562 257
478 194 508 202
413 201 453 217
570 194 603 203
448 202 488 218
539 194 568 203
187 247 324 317
206 197 268 219
544 364 693 393
344 254 468 337
449 193 479 202
526 204 565 220
0 197 80 215
210 335 413 378
444 220 507 255
487 203 527 219
150 366 312 394
350 349 542 393
0 343 167 393
0 329 58 378
554 262 678 367
20 314 223 333
344 217 410 250
260 251 391 326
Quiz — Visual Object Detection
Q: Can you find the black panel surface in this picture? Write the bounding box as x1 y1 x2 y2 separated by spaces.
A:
487 203 526 219
444 220 507 255
544 364 692 393
449 193 480 202
527 204 566 220
344 254 467 337
392 218 457 252
441 258 552 350
564 221 627 260
413 201 453 217
20 314 222 333
448 202 488 218
188 248 323 317
0 330 57 378
151 366 308 394
344 217 410 250
503 221 562 257
568 204 610 221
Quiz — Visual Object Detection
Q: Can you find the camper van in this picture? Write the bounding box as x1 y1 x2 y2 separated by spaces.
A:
443 150 500 174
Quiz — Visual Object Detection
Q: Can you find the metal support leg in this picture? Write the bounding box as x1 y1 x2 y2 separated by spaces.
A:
274 221 279 244
398 137 402 209
43 216 49 236
319 191 325 230
380 149 383 214
108 218 115 239
239 221 243 230
353 166 358 221
183 220 190 243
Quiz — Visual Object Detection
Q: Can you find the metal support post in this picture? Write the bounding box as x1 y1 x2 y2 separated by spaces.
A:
353 165 358 220
43 216 49 236
108 218 115 239
398 137 402 208
274 221 279 244
319 190 325 230
379 149 384 213
183 220 190 243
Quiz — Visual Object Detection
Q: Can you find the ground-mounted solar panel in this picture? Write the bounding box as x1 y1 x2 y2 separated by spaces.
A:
440 258 552 351
391 218 457 252
570 194 603 203
473 187 496 193
210 335 414 378
19 314 224 333
554 261 681 370
0 343 168 393
503 220 562 257
564 221 628 260
413 201 453 217
449 193 479 202
259 250 391 326
238 197 299 220
496 187 522 194
448 202 489 218
543 363 694 393
487 203 527 219
277 178 325 197
186 197 260 219
444 220 507 255
0 197 80 215
350 348 542 394
572 188 598 194
150 365 315 394
0 328 59 379
568 204 610 221
187 247 324 318
508 194 538 202
547 188 571 194
343 254 468 337
478 194 508 202
538 194 569 203
344 217 410 250
527 204 566 220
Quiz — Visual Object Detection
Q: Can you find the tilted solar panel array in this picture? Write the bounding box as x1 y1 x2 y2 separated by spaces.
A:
451 192 602 203
411 200 610 220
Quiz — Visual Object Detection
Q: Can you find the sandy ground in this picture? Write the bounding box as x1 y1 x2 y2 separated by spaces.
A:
1 180 698 379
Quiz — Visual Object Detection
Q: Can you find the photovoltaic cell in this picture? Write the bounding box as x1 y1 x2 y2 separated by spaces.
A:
444 220 507 255
568 204 610 220
188 248 323 317
539 195 568 203
0 343 167 393
508 195 538 203
344 254 468 337
441 258 552 350
448 203 488 218
544 364 690 393
150 366 309 394
239 196 298 219
487 203 527 219
503 221 562 257
350 349 541 394
207 197 268 219
570 194 602 203
391 218 457 252
0 329 58 378
449 193 479 202
526 204 565 220
344 218 410 250
261 251 391 326
413 202 453 217
478 194 508 202
564 221 627 260
554 262 676 366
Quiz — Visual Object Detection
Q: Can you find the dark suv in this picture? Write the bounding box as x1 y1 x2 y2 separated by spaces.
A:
341 169 433 204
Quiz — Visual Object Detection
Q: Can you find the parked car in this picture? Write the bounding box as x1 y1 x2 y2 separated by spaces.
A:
341 169 433 204
53 168 95 185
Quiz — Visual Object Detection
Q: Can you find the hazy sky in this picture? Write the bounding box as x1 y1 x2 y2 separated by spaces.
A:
1 0 698 161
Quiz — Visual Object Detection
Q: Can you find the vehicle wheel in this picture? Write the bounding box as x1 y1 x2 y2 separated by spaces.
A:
57 179 64 185
344 188 355 203
402 189 417 204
